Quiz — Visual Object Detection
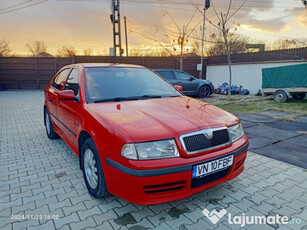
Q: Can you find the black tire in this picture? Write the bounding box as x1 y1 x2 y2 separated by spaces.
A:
223 89 228 95
81 138 109 198
44 109 59 139
273 90 288 103
198 85 211 98
292 93 306 100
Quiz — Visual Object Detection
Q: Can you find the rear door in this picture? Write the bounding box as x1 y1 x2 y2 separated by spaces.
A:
47 69 71 127
57 68 80 148
173 70 198 95
156 70 177 85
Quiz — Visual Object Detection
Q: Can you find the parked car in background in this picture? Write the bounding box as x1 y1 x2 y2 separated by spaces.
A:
154 69 214 98
44 63 248 205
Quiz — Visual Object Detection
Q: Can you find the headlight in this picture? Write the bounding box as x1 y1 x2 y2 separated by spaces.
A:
228 123 244 142
121 139 179 160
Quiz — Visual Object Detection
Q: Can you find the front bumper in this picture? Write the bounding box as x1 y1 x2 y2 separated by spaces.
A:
104 135 248 205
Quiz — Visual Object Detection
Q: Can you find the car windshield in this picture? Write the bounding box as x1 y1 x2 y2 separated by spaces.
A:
84 67 181 103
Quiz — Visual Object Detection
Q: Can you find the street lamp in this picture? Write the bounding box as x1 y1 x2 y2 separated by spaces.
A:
200 0 210 79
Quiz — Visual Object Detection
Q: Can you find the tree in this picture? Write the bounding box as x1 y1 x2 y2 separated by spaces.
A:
157 11 201 70
206 33 249 56
57 45 77 57
25 41 47 55
83 48 93 56
190 0 247 98
269 38 306 50
0 39 12 56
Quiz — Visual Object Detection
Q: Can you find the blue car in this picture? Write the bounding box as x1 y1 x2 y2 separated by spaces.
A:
154 69 214 98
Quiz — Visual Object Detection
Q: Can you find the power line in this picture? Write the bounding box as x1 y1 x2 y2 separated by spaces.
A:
121 0 302 9
0 0 33 12
0 0 47 15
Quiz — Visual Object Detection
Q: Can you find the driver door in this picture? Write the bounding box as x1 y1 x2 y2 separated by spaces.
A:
173 70 198 95
57 68 80 148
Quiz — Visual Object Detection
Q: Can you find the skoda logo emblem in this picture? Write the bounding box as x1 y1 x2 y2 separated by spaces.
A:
204 129 213 139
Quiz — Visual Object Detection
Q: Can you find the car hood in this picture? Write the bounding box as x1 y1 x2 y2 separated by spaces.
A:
87 96 239 142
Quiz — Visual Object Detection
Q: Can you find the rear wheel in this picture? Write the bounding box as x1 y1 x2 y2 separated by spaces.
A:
44 109 59 139
292 93 306 100
81 138 108 198
198 85 211 98
273 90 288 103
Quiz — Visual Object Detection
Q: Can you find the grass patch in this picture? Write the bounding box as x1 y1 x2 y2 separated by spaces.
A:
213 98 307 115
215 103 264 114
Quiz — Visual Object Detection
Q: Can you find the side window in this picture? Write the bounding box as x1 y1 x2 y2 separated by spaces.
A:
157 71 175 80
51 69 70 90
64 69 79 96
174 71 192 81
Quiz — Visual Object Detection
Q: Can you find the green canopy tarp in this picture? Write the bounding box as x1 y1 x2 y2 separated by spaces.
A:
262 63 307 88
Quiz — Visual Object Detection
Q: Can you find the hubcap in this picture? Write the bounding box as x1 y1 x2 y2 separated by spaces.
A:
277 93 283 100
46 112 51 135
84 149 98 189
201 87 210 97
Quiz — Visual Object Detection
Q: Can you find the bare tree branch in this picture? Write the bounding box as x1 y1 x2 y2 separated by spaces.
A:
185 10 197 33
188 0 222 31
25 41 47 55
225 0 233 20
226 0 248 23
211 0 222 23
130 30 178 58
163 11 182 35
0 39 12 56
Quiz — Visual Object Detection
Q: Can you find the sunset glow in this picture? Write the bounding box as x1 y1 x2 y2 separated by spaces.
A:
0 0 306 56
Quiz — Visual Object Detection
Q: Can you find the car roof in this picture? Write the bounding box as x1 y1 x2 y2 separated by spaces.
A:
66 63 146 68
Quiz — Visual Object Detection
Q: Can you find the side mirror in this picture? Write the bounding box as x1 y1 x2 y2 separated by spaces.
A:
190 77 194 81
58 90 75 100
174 85 183 92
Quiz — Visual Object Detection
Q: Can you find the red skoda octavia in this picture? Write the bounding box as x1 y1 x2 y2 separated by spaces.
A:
44 64 248 205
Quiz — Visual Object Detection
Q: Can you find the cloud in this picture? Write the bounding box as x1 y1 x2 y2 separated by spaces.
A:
297 14 307 27
1 0 306 54
240 17 291 33
287 7 307 28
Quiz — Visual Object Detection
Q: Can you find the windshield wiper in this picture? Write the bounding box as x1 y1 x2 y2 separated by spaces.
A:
139 95 162 99
94 96 139 103
160 94 181 98
94 95 164 103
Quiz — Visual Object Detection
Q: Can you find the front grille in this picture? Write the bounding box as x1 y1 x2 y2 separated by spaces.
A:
191 168 230 188
181 128 230 154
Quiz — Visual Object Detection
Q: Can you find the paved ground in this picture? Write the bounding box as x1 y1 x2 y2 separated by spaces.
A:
238 112 307 169
1 91 307 230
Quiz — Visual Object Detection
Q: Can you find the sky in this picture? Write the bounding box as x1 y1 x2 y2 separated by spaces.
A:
0 0 306 55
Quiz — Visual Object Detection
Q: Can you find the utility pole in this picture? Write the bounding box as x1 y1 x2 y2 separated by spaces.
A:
200 0 210 78
110 0 122 57
124 16 129 57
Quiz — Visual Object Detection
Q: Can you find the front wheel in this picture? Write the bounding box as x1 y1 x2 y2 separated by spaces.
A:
198 85 211 98
44 109 59 139
81 138 109 198
273 90 288 103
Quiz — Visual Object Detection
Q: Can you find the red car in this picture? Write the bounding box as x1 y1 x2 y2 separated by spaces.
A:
44 63 248 205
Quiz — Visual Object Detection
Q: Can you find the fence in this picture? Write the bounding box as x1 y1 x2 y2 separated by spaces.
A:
1 47 307 90
207 47 307 65
0 56 206 89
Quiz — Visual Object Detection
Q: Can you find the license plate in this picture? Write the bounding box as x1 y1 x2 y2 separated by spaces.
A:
192 155 233 178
